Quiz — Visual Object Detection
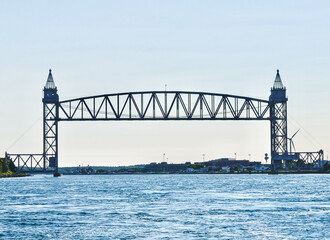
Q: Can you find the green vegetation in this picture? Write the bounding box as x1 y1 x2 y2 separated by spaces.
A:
187 164 204 170
230 166 240 173
0 157 18 174
114 167 147 173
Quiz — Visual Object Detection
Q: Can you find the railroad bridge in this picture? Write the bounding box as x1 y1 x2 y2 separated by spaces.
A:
5 70 324 175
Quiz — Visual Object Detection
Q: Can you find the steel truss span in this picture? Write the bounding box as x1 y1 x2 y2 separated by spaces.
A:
8 154 44 172
58 91 271 121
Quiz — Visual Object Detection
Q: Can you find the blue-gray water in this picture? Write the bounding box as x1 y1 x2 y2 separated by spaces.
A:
0 174 329 239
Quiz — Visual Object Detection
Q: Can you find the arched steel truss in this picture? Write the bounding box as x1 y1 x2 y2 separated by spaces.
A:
57 91 271 121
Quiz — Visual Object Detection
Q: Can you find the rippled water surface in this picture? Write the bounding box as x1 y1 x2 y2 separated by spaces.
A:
0 174 329 239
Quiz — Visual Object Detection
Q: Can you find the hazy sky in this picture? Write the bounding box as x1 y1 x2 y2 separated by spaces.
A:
1 1 330 167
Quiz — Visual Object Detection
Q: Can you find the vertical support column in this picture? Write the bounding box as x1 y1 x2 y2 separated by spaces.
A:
4 152 8 173
43 101 46 172
269 70 288 171
164 92 167 117
43 102 59 174
42 69 59 176
270 102 287 170
18 155 20 172
55 104 59 176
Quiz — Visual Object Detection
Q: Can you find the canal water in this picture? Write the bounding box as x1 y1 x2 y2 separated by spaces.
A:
0 174 329 239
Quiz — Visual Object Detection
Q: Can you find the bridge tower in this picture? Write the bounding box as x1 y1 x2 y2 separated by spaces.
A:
269 70 288 170
42 69 59 175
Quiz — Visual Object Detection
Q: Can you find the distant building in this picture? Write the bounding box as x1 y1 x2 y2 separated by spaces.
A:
75 165 94 174
145 163 187 173
253 164 271 171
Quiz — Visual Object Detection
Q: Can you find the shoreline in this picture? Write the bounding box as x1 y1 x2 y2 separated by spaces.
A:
0 174 30 178
62 171 330 176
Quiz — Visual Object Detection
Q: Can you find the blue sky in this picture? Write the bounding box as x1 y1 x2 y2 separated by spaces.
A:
1 1 330 166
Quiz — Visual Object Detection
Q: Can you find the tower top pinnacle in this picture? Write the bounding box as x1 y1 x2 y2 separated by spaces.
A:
273 69 284 89
45 69 56 89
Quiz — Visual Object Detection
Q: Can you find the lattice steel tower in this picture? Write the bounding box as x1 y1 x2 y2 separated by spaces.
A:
269 70 288 170
42 69 59 174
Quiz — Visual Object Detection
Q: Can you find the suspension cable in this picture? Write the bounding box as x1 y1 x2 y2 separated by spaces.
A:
5 116 42 154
